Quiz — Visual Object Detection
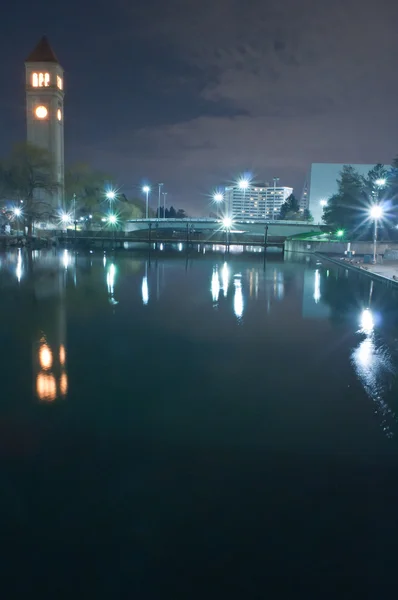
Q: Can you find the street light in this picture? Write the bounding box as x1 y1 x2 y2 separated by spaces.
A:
12 206 22 234
370 205 383 263
106 190 116 201
158 183 164 218
213 192 224 218
320 199 327 207
375 178 386 188
107 214 117 246
238 179 249 217
142 186 150 219
222 216 233 247
162 191 168 219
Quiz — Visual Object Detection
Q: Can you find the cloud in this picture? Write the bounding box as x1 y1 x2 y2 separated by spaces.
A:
79 0 398 211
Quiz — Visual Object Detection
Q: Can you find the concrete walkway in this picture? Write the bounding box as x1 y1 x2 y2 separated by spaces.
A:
317 254 398 287
360 261 398 282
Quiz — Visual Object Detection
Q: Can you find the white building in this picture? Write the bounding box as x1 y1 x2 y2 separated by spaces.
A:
308 163 392 224
25 36 65 208
224 184 293 219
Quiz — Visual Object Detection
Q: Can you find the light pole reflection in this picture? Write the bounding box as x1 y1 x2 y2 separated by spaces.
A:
222 262 229 297
211 266 220 303
106 263 118 304
142 262 149 305
313 269 320 303
16 249 22 283
352 308 396 438
234 275 244 320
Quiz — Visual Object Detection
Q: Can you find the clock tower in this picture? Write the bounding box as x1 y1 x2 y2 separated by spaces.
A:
25 36 65 208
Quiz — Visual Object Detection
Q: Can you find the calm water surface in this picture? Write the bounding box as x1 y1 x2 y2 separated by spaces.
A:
1 248 398 597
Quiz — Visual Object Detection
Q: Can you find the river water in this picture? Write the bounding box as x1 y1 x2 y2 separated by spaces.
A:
1 248 398 597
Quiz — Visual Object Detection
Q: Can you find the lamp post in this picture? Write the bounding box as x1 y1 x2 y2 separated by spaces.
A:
213 192 224 218
370 205 383 264
238 179 249 219
223 216 233 247
12 207 22 235
143 186 150 219
158 183 163 218
162 192 168 219
272 177 279 221
108 214 117 246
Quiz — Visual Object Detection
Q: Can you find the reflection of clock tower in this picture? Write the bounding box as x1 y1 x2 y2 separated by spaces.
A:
25 36 65 208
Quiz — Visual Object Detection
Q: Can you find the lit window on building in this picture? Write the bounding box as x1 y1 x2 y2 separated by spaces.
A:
34 72 50 87
57 75 63 90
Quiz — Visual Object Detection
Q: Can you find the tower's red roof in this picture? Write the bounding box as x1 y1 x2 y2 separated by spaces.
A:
25 36 59 63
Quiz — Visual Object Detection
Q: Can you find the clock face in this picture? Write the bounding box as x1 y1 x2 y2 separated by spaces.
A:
35 105 48 119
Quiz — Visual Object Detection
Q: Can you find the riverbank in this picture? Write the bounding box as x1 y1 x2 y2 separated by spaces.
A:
316 253 398 287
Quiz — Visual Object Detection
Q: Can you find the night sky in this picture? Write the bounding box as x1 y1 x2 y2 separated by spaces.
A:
1 0 398 214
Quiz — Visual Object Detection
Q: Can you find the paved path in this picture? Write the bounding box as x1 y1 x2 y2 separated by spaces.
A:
360 261 398 282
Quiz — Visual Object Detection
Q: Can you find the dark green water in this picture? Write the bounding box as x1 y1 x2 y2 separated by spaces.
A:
1 248 398 597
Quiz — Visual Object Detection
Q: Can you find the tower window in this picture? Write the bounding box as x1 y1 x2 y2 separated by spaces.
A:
57 76 63 90
57 109 62 121
32 72 50 87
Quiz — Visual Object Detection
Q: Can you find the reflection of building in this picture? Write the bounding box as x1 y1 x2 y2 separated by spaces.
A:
307 163 392 224
33 256 69 402
224 184 293 219
25 36 65 208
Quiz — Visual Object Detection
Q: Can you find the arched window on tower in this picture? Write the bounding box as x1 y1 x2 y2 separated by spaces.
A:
32 72 50 87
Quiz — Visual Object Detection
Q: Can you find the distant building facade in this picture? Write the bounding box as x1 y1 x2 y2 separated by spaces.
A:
224 184 293 219
308 163 392 224
25 36 65 208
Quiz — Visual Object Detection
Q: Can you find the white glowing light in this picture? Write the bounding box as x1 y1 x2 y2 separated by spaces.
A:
320 199 327 207
211 268 220 302
16 248 22 282
60 212 71 224
238 179 249 190
13 207 22 217
142 276 149 305
222 262 229 297
313 269 321 303
214 193 223 203
234 277 243 319
375 178 386 187
223 216 233 229
360 308 374 334
107 263 116 294
142 186 150 193
62 249 70 269
370 205 383 219
178 243 183 251
108 214 117 225
106 190 116 201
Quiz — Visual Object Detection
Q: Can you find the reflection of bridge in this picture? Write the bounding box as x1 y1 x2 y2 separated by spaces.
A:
56 218 321 249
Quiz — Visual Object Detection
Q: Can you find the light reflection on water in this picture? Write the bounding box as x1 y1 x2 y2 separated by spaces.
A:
1 248 398 440
352 308 397 438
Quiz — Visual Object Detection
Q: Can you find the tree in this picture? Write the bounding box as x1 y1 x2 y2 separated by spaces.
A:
65 163 111 225
176 209 187 218
0 143 60 235
322 165 364 233
168 206 176 218
279 193 300 220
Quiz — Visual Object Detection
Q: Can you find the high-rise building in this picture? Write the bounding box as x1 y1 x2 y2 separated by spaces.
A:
224 184 293 219
25 36 65 208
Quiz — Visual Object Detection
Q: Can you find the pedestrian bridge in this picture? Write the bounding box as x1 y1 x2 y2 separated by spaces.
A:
126 218 321 239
